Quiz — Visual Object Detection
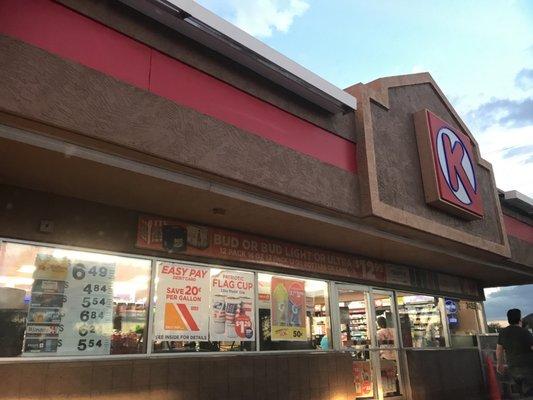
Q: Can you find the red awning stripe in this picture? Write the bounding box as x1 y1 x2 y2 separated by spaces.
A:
503 214 533 244
0 0 357 173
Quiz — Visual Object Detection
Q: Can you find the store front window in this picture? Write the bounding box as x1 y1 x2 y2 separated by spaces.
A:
257 273 330 351
446 299 484 347
396 293 445 348
152 261 256 353
0 242 151 357
0 236 483 381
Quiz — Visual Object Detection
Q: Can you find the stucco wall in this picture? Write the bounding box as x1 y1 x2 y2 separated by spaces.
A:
371 84 504 244
0 352 355 400
0 35 359 216
507 236 533 268
57 0 357 142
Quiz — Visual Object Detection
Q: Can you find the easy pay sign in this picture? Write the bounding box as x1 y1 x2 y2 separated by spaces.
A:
154 262 210 341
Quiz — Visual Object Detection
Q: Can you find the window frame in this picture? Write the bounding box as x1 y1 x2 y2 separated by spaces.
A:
394 291 450 350
0 238 334 361
149 259 259 355
0 238 154 362
254 270 332 353
0 237 484 363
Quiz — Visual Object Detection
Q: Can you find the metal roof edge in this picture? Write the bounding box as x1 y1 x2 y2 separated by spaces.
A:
119 0 356 113
503 190 533 215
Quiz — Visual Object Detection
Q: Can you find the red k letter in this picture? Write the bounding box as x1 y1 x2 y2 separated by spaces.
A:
442 135 475 198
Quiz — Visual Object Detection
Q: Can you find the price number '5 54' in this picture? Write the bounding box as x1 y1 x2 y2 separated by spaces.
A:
77 338 102 351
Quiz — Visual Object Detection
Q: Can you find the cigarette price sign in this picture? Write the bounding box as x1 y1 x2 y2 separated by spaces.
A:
23 255 115 356
57 260 114 355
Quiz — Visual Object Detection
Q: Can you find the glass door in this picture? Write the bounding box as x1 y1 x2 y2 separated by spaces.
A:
331 284 404 400
372 290 403 399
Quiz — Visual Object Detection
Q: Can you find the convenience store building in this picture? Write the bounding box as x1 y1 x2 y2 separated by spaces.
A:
0 1 532 400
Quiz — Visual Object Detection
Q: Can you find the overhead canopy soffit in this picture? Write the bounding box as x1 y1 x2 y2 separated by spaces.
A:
0 123 531 287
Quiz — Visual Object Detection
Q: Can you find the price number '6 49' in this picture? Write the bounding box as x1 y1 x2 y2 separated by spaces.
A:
72 263 109 280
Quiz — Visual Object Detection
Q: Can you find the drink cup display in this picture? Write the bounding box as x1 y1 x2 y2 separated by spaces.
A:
240 298 252 316
212 295 226 334
226 322 236 338
225 297 240 338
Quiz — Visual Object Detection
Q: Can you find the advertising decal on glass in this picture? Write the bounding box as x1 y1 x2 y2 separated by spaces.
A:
353 361 373 397
270 276 306 341
23 254 115 355
209 270 255 341
154 262 210 341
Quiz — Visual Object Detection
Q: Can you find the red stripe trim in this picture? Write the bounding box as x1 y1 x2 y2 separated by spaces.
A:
0 0 151 89
503 214 533 244
176 303 200 331
0 0 357 173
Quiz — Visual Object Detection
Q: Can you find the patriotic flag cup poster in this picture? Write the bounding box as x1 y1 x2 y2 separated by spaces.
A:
154 262 210 341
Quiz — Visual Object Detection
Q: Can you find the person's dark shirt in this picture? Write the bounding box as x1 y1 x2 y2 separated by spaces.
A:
497 325 533 367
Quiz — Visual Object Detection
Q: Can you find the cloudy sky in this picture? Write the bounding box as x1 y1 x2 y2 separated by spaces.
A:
197 0 533 322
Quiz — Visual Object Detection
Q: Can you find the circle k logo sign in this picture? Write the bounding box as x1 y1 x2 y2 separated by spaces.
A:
436 127 477 205
414 110 484 220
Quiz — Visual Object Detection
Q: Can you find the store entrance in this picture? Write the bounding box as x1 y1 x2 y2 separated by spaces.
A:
333 284 404 400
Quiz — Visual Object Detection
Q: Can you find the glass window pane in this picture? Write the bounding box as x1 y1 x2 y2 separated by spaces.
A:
337 288 370 349
257 273 329 351
396 292 445 348
352 351 374 399
374 292 396 350
446 299 482 347
152 262 256 353
0 242 151 357
377 350 402 398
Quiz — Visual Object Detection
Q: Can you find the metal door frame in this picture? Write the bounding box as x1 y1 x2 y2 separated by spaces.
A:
330 283 406 400
371 288 405 400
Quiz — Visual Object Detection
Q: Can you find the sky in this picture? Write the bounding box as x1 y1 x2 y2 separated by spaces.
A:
196 0 533 322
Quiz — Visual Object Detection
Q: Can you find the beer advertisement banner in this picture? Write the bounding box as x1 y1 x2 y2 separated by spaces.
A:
270 276 306 341
209 270 255 341
136 215 483 300
154 262 210 341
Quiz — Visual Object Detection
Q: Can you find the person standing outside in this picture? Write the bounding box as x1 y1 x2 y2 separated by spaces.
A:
496 308 533 396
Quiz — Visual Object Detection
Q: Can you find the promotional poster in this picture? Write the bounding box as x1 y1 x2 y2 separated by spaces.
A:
154 262 210 341
209 270 255 341
270 276 306 341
